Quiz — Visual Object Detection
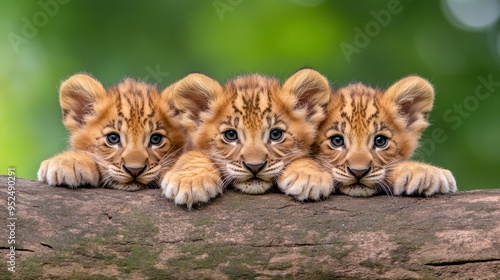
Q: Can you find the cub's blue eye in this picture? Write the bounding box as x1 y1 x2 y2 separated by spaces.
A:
106 133 120 145
374 135 388 148
223 129 238 142
330 135 344 147
150 134 163 145
269 128 284 142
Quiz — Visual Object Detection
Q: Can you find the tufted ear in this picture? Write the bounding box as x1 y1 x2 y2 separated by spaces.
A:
167 73 222 134
384 76 434 136
282 68 331 126
59 73 106 133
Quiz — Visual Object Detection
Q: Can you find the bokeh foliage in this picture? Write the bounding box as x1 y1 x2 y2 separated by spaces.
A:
1 0 499 190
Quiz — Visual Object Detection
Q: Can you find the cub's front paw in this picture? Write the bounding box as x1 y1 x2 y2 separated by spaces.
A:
278 158 334 201
390 162 457 196
161 152 223 208
37 151 100 188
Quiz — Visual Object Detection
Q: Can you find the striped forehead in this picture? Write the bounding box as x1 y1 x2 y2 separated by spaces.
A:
110 81 159 134
227 77 275 129
337 85 381 136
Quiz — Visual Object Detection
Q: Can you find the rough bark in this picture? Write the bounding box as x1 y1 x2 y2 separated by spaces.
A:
0 176 499 279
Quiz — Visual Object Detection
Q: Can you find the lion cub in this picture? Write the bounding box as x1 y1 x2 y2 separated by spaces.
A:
161 69 332 208
38 74 185 191
313 76 457 196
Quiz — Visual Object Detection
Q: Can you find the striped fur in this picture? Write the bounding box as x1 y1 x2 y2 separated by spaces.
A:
38 74 185 191
316 76 457 196
161 69 330 207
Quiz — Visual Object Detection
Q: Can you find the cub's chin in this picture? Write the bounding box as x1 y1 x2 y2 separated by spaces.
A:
111 181 152 191
233 178 274 194
338 184 380 197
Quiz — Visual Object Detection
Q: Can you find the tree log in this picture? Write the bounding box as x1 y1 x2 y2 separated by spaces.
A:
1 176 499 279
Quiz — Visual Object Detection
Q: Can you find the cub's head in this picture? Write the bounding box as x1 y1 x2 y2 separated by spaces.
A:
169 69 330 194
316 76 434 196
60 74 185 190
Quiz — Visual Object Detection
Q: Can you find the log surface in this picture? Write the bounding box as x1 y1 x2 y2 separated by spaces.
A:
1 176 499 279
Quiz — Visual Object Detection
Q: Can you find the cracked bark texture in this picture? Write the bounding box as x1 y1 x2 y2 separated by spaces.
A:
1 176 499 279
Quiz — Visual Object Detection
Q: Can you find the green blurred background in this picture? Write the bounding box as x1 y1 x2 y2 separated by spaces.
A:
1 0 499 190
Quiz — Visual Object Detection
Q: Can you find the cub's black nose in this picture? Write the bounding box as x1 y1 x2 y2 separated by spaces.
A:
123 165 147 177
243 162 267 175
347 167 371 180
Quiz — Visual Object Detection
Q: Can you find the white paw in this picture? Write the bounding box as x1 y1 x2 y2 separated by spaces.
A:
37 152 100 188
161 169 223 209
278 163 333 201
392 163 457 196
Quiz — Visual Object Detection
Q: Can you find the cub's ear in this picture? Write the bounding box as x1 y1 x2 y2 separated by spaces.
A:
59 73 106 132
160 83 178 120
167 73 222 133
282 68 331 126
384 76 434 135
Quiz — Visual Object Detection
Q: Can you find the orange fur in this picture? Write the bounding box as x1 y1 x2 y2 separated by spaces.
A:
315 76 457 196
161 69 331 208
38 74 185 191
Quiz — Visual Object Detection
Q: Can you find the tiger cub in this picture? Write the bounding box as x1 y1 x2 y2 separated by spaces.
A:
161 69 332 208
37 74 185 191
314 76 457 196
